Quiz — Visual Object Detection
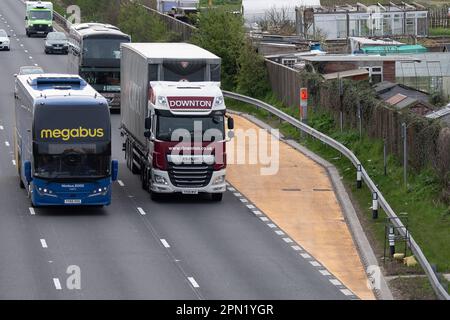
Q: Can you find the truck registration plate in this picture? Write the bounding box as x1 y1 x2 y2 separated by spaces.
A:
182 190 198 195
64 199 82 204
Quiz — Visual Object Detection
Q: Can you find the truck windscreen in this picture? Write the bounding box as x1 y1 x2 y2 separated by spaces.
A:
30 10 52 20
157 115 224 142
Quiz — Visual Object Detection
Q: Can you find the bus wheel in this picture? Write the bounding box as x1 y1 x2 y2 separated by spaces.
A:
211 193 223 202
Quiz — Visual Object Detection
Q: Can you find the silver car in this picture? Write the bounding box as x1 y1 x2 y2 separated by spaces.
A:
0 29 10 51
14 66 44 97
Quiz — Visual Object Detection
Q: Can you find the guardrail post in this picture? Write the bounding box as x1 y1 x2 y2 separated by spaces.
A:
356 164 362 189
388 226 395 256
372 192 379 219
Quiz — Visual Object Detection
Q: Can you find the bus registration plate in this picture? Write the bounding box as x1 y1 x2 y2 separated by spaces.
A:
65 199 82 204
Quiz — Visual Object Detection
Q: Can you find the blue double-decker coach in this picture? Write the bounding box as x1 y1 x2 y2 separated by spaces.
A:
14 74 118 207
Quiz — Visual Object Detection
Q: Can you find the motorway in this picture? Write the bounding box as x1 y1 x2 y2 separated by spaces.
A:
0 0 351 299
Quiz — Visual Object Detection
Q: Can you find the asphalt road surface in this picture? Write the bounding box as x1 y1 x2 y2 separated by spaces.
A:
0 0 350 299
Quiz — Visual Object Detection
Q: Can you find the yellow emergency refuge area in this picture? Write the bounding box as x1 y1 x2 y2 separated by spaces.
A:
226 115 376 300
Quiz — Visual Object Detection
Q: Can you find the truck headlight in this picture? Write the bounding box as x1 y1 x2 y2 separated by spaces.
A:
157 96 167 106
153 174 168 185
214 95 224 106
212 175 225 185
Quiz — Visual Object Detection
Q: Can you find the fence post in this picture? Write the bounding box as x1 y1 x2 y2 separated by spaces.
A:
372 192 379 219
402 122 408 188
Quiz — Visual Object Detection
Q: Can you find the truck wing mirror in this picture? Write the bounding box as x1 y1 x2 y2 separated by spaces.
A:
144 131 152 139
227 117 234 130
25 16 28 20
111 160 119 182
24 160 32 183
144 117 152 130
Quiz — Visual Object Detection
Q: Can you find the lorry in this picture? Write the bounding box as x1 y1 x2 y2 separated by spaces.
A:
14 74 119 207
156 0 199 22
120 43 234 201
25 1 53 37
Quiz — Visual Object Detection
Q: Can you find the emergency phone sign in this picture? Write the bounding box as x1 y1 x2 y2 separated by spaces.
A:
300 88 308 107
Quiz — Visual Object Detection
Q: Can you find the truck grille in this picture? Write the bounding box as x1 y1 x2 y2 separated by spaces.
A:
35 24 48 30
168 163 213 188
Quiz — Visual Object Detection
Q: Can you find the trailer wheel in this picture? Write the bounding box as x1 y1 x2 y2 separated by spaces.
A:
211 193 223 202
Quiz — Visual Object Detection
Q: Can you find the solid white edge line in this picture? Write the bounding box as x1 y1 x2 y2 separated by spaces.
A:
40 239 48 248
137 207 146 215
187 277 199 288
160 239 170 248
29 207 35 215
53 278 62 290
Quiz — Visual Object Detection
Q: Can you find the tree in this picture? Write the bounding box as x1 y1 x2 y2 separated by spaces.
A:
191 9 245 90
118 1 174 42
236 40 269 98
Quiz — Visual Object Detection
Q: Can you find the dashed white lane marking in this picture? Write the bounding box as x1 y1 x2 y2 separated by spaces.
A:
319 269 331 276
0 126 4 130
137 207 146 215
12 160 16 166
330 279 342 286
227 187 235 192
283 237 293 243
233 192 241 197
187 277 199 288
40 239 48 248
160 239 170 248
310 261 321 267
53 278 62 290
117 180 125 186
20 44 23 47
259 216 269 222
5 141 10 147
24 49 28 53
340 289 354 296
300 253 311 259
267 223 276 228
246 204 255 209
29 56 33 60
34 63 38 66
291 245 302 251
239 198 248 203
275 230 285 235
29 207 36 215
252 210 262 216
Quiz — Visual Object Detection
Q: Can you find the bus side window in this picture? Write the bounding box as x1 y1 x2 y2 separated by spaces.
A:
149 64 158 81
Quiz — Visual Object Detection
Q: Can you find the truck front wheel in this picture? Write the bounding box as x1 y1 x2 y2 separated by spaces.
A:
211 193 223 202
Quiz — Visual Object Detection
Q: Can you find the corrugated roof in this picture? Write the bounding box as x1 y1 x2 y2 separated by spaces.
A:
322 69 369 80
